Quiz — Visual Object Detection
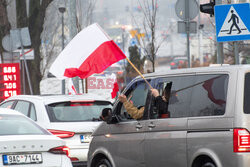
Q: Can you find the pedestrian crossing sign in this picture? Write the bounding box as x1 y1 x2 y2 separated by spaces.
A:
215 3 250 42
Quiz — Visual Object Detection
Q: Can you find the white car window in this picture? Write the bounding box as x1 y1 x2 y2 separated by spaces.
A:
47 101 112 122
14 101 30 116
0 101 15 109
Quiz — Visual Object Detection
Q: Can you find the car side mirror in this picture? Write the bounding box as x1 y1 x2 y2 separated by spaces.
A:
100 108 119 124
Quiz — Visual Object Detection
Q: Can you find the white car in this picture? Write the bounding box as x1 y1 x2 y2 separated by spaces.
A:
0 108 72 167
0 94 112 167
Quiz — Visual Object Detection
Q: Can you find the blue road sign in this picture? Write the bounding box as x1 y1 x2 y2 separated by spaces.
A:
215 3 250 42
130 38 137 46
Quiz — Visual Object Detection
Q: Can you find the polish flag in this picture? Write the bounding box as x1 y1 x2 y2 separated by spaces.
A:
49 23 126 79
68 78 77 95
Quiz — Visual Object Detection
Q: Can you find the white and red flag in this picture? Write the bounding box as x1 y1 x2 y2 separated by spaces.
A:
49 23 126 79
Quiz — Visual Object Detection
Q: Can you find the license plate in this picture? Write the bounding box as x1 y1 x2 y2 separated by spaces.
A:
3 153 42 165
80 134 92 143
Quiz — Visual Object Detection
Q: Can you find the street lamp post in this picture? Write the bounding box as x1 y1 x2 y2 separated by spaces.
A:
59 7 66 94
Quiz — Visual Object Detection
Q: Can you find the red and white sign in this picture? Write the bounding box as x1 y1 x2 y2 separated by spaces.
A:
0 63 21 102
49 23 126 79
15 49 34 60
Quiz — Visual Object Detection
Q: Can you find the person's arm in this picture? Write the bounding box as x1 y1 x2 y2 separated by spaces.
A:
151 89 169 116
118 94 144 120
123 101 144 119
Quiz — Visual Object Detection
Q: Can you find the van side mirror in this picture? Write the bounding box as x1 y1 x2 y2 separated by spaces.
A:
100 108 119 124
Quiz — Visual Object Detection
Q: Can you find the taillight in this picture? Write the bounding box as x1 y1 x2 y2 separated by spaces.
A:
234 128 250 152
170 62 175 66
70 157 79 161
49 146 70 157
117 71 123 75
48 129 75 138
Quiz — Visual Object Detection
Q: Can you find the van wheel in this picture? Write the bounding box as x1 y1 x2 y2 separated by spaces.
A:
95 158 112 167
201 162 216 167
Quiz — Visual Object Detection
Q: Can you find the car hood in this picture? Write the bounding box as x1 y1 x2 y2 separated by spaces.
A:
46 122 102 133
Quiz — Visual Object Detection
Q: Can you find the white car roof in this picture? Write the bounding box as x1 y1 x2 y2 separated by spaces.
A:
6 93 112 105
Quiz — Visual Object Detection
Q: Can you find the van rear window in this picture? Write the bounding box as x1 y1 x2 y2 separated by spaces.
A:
244 73 250 114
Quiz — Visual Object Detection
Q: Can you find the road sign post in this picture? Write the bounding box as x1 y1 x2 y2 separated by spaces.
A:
175 0 199 68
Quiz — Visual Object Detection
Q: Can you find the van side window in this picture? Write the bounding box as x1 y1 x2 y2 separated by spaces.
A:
244 73 250 114
152 76 195 119
118 80 150 121
190 74 228 117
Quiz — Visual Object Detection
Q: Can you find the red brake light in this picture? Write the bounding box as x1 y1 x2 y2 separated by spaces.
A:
70 103 93 106
48 129 75 138
49 146 70 157
70 100 94 103
170 62 175 66
70 157 79 161
234 128 250 152
117 71 123 75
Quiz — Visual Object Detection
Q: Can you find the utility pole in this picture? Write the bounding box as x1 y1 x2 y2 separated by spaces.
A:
121 26 127 86
185 0 191 68
230 0 239 64
68 0 80 92
216 0 223 64
59 7 66 94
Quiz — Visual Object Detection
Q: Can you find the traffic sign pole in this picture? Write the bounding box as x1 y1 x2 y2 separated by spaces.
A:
216 0 223 64
234 42 239 64
185 0 191 68
18 29 33 95
175 0 199 68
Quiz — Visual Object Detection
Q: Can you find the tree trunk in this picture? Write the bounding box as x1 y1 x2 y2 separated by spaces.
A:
16 0 53 95
0 0 11 62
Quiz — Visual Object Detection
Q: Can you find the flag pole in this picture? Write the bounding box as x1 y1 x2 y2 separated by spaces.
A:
125 57 153 89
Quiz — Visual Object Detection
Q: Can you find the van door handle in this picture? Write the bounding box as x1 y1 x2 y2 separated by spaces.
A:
136 123 143 129
148 122 156 128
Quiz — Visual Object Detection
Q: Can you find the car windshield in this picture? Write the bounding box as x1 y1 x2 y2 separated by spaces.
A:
0 114 49 135
47 101 112 122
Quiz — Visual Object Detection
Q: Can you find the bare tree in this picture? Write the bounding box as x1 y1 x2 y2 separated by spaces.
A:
16 0 54 94
76 0 97 31
131 0 166 72
0 0 11 62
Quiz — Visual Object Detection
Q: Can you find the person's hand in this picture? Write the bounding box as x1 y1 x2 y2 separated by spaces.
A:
118 94 127 103
151 89 160 97
162 96 166 102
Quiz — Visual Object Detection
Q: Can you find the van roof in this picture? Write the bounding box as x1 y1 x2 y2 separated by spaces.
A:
140 64 250 79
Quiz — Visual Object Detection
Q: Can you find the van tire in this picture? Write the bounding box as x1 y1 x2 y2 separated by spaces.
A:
192 156 216 167
95 158 112 167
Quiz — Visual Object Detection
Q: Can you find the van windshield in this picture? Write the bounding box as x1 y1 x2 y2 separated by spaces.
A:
244 73 250 114
47 101 112 122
